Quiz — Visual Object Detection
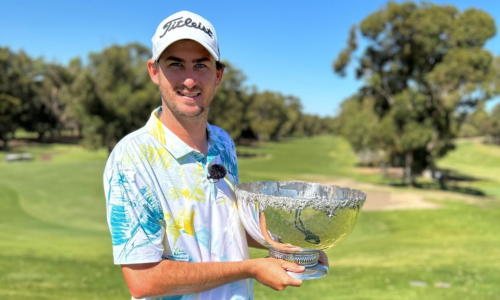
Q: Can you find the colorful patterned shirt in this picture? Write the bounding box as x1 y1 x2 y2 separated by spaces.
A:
104 107 253 300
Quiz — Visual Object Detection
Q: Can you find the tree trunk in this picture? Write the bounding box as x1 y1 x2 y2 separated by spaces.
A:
405 150 415 186
78 124 83 139
37 131 45 142
0 134 8 149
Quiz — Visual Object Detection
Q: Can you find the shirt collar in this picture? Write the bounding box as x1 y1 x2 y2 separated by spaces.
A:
206 124 225 162
145 107 225 161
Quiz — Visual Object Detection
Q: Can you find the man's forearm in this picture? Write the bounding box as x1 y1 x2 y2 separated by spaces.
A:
123 260 251 298
122 258 304 298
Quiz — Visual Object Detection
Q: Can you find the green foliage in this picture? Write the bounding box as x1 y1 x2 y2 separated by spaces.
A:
209 61 330 142
458 102 489 138
208 61 248 139
0 47 83 144
459 101 500 143
1 44 336 151
36 62 78 134
485 103 500 144
293 114 325 137
335 96 380 152
70 43 158 152
0 94 21 147
247 92 301 141
333 1 499 185
0 47 40 144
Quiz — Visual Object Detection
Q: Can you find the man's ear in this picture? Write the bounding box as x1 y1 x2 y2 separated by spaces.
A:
215 67 224 87
147 59 160 85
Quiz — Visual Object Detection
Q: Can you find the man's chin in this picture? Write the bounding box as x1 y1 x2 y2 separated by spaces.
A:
177 107 206 119
161 99 208 120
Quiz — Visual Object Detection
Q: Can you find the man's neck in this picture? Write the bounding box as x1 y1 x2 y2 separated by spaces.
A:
160 105 208 156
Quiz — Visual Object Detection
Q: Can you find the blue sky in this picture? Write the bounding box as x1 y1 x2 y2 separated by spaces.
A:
1 0 500 116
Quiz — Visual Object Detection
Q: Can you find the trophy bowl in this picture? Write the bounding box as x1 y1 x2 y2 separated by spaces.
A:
235 181 366 280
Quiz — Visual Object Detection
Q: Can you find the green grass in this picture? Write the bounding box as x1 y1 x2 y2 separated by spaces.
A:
0 145 128 299
437 142 500 198
438 142 500 180
0 137 499 299
237 135 384 184
251 200 500 300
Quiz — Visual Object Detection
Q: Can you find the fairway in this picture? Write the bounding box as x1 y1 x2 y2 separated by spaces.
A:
0 136 499 299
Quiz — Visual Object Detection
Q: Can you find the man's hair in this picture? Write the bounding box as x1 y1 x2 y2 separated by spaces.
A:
153 60 225 70
216 61 225 70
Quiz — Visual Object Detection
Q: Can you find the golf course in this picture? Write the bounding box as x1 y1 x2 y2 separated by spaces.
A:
1 135 499 299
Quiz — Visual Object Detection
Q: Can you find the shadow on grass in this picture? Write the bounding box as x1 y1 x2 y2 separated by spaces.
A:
236 151 266 158
1 137 81 151
440 168 482 182
385 168 488 197
415 182 487 196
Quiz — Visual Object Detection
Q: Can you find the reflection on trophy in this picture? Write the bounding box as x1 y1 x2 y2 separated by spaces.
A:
235 181 366 280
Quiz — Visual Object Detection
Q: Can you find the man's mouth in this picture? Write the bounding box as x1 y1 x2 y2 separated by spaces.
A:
177 91 201 98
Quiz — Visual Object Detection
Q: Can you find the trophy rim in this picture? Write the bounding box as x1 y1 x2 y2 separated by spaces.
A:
236 180 367 200
235 181 366 215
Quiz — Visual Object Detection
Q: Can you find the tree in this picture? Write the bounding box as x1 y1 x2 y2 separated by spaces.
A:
246 91 301 141
0 47 40 145
459 102 490 137
0 94 21 148
21 61 73 142
486 103 500 144
71 43 158 153
208 61 249 140
35 61 80 139
210 63 314 142
333 1 499 185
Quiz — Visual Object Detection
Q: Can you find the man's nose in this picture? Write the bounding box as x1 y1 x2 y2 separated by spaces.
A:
183 70 198 89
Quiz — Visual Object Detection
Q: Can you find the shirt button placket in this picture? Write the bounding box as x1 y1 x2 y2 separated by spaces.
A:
200 157 216 201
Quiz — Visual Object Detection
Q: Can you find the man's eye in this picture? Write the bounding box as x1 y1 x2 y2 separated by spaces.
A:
170 62 182 67
196 64 207 68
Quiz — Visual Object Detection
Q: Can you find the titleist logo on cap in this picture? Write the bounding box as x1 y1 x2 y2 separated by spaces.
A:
159 17 214 39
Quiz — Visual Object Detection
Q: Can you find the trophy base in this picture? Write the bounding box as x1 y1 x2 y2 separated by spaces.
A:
288 264 329 280
268 247 328 279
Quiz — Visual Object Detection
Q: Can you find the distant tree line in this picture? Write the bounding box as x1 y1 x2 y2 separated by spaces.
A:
332 1 500 186
459 103 500 144
0 44 333 152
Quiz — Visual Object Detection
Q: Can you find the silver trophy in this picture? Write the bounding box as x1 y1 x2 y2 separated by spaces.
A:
235 181 366 280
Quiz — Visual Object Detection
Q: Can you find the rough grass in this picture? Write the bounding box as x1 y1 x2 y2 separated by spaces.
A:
0 136 499 299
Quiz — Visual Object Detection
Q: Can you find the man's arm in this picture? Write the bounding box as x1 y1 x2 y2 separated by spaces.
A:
122 258 304 299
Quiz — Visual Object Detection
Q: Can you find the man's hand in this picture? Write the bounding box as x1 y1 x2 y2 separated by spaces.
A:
250 258 304 291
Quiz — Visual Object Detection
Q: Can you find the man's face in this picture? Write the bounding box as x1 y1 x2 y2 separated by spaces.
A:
147 39 224 120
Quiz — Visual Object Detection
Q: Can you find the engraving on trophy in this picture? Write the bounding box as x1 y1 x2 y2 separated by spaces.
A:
235 181 366 280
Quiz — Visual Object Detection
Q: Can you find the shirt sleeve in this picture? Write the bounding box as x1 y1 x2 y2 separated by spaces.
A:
104 162 165 265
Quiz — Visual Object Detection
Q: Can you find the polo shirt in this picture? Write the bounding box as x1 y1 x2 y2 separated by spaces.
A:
104 107 253 300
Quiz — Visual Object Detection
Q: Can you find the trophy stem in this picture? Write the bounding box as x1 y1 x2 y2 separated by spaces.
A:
268 247 329 280
268 247 319 268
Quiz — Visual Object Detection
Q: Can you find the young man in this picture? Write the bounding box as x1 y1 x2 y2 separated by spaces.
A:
104 11 324 300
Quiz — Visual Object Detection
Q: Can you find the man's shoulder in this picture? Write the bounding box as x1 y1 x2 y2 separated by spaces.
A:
208 124 235 146
105 127 151 169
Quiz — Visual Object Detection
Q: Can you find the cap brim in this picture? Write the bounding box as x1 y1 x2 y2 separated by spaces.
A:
153 37 220 62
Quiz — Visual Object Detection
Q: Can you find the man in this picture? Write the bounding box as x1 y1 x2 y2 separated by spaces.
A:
104 11 326 300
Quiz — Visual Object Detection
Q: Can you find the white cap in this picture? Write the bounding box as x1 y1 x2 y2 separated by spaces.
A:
151 11 220 62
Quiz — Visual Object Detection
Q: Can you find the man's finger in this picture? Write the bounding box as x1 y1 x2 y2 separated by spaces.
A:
283 262 305 273
288 277 303 287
